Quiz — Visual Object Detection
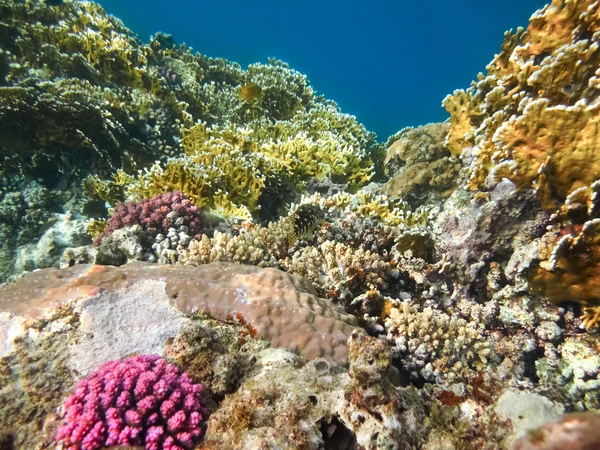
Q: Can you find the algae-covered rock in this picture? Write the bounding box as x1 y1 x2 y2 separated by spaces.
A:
383 122 461 206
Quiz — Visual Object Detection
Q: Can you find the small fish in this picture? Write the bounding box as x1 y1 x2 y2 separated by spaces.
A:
45 0 63 5
238 83 263 103
291 204 324 240
37 216 59 234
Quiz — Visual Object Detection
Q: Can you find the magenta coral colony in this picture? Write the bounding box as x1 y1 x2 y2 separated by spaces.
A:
55 355 205 450
94 191 205 245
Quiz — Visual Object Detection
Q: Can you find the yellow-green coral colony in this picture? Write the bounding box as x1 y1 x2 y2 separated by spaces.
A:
0 0 378 218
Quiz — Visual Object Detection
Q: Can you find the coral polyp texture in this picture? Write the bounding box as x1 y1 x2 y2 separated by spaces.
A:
93 191 206 245
55 354 205 450
384 302 491 383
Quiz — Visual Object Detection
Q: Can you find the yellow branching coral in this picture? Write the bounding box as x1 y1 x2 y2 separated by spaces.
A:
125 123 268 212
442 90 481 157
527 0 597 56
122 120 374 215
13 1 149 87
443 0 600 210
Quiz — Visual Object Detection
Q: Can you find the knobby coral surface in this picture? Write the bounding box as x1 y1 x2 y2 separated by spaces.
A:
93 191 206 245
55 354 205 450
0 262 359 365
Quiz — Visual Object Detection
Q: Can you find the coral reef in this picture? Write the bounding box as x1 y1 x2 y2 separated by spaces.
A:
525 181 600 329
14 212 90 273
55 355 205 450
174 191 436 309
119 118 374 217
0 323 74 449
0 273 262 449
443 0 600 208
1 0 600 448
0 0 379 282
0 180 61 280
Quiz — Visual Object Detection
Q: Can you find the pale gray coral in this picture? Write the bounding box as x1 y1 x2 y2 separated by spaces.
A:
385 302 491 383
536 337 600 411
14 212 90 272
202 332 426 450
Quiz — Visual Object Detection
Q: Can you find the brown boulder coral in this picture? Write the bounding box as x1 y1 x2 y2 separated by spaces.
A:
0 262 359 365
382 122 461 206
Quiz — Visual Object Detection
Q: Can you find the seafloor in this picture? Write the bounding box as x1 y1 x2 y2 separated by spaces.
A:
0 0 599 449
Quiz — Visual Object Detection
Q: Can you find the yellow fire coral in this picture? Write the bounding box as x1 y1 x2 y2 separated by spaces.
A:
122 121 374 215
443 0 600 210
492 99 600 209
441 0 600 329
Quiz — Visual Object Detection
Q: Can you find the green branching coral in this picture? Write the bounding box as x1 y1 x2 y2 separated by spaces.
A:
245 59 315 120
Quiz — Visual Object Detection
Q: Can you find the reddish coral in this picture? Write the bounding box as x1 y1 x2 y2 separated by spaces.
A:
95 191 205 245
55 355 205 450
437 390 465 407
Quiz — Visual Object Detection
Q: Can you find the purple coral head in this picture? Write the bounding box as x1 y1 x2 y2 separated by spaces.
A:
94 191 205 245
55 354 205 450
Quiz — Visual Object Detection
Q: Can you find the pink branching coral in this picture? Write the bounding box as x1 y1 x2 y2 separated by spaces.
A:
55 354 205 450
94 191 205 245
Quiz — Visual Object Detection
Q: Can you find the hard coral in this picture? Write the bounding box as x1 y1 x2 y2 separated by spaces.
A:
0 262 359 365
125 119 374 216
443 0 600 209
55 354 205 450
385 302 491 383
95 191 205 245
383 122 461 206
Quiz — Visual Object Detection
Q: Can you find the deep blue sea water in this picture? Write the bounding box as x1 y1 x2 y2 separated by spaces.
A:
99 0 547 141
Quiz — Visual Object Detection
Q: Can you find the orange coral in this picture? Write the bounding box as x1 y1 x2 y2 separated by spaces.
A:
443 0 600 211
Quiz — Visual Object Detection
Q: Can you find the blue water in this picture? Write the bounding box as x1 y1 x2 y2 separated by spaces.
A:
99 0 547 141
